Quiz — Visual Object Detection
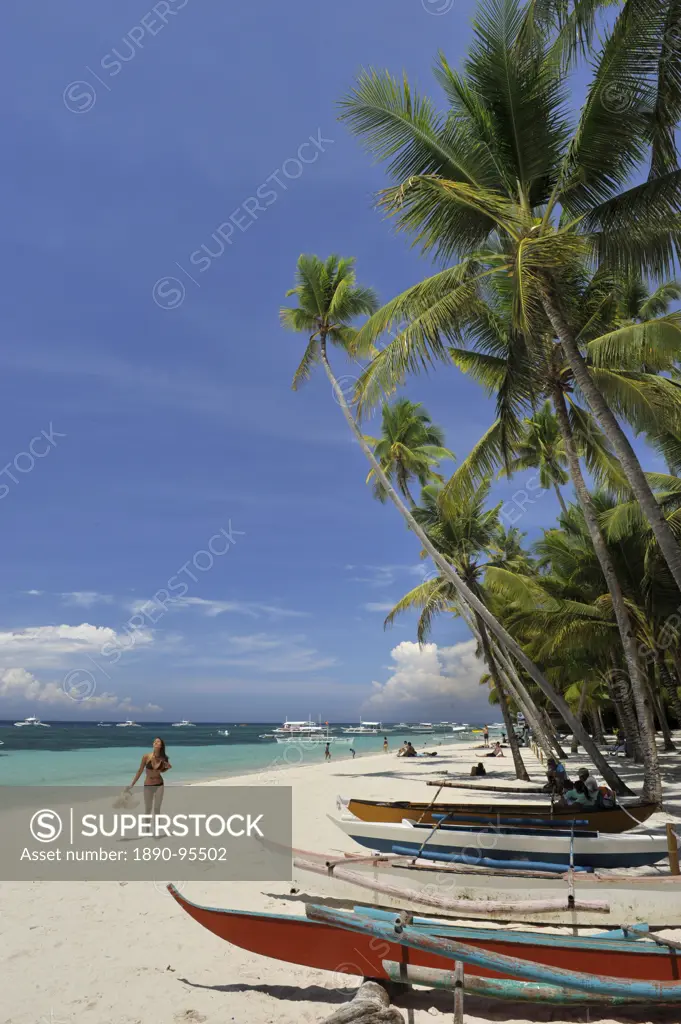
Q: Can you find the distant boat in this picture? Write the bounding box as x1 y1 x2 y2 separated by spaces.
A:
96 722 112 727
342 719 383 736
171 719 196 728
408 722 434 734
14 716 50 728
273 718 326 741
217 729 230 737
451 724 469 733
115 720 141 728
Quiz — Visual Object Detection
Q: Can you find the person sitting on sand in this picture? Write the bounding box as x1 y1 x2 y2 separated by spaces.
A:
486 741 504 758
402 741 418 758
470 762 487 776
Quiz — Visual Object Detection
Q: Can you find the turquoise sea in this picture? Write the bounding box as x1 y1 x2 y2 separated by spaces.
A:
0 721 472 786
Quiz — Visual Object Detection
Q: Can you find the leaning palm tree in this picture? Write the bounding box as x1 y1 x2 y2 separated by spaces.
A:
341 0 681 593
282 253 629 792
365 398 454 506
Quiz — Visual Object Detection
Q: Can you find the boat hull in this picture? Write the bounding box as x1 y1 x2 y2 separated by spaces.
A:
289 848 681 926
346 798 657 834
167 886 680 982
331 815 670 869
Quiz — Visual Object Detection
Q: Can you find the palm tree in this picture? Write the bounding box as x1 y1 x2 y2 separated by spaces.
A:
502 402 570 515
365 398 454 505
420 295 662 798
386 480 531 779
282 253 629 793
341 0 681 594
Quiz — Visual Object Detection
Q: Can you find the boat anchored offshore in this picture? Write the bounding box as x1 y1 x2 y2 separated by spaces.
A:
342 719 383 735
96 722 112 727
273 718 326 742
115 720 141 728
171 719 196 727
409 723 435 733
13 716 50 727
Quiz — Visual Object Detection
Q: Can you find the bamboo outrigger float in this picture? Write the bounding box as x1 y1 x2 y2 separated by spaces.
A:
167 886 681 1002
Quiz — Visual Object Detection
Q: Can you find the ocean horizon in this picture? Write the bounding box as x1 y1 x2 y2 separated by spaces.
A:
0 720 477 786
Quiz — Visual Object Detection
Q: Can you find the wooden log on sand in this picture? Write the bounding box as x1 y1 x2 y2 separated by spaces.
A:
320 980 403 1024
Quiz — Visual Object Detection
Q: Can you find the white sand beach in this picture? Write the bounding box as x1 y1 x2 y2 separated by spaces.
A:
2 739 681 1024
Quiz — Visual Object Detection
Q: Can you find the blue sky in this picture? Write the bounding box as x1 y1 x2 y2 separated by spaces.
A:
0 0 592 722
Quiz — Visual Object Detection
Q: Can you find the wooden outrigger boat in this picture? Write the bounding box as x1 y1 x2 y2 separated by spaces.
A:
289 845 681 926
346 796 657 833
331 814 670 868
167 886 681 1001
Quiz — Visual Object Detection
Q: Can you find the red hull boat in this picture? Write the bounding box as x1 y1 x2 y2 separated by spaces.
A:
167 885 680 983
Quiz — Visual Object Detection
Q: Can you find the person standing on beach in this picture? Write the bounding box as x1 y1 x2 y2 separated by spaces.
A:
383 736 389 753
483 725 489 747
128 737 171 816
324 742 331 761
349 746 356 758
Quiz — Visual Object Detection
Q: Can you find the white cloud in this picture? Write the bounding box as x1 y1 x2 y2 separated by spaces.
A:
60 591 114 607
0 667 161 713
190 633 336 673
363 602 396 613
365 640 489 719
347 564 431 588
24 589 44 596
130 596 307 620
0 623 153 668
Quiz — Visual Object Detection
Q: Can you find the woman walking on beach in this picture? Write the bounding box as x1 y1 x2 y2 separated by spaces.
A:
128 737 172 815
383 736 389 753
324 742 331 761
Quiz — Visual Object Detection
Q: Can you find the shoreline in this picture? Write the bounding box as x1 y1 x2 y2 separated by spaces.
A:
2 737 680 1024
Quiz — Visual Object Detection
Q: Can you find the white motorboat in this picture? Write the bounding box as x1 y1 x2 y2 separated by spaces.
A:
171 719 196 728
451 723 469 733
408 722 434 733
342 720 383 735
115 720 141 728
273 718 327 741
13 716 50 728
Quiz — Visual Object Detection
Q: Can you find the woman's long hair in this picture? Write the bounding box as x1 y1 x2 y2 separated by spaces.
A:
154 737 168 763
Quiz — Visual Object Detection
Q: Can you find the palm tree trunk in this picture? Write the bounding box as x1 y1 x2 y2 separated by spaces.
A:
455 600 556 759
552 387 661 803
658 653 681 728
475 616 530 781
590 707 605 745
616 668 644 762
542 285 681 594
488 638 562 759
571 683 589 754
553 481 568 517
318 339 632 794
649 673 675 752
